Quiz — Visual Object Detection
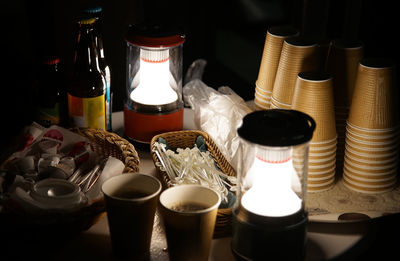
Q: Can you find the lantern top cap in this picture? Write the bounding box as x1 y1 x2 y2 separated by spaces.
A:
125 23 185 48
237 109 315 147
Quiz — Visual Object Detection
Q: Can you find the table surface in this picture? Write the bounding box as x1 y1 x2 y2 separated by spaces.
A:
3 110 380 261
98 110 369 261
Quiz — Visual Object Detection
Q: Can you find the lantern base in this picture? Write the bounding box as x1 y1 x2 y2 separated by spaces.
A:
124 105 183 144
231 207 308 261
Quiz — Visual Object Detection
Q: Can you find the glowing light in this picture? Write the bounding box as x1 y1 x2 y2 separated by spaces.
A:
130 49 178 105
241 149 302 217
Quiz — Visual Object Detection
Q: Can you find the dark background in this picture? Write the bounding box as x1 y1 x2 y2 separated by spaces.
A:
0 1 399 259
1 0 398 135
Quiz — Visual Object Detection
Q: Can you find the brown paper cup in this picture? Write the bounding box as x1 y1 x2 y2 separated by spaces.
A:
348 58 398 129
159 185 221 261
102 173 162 260
308 164 336 177
343 156 397 174
256 26 299 94
271 36 319 106
254 96 271 110
327 39 364 107
270 96 291 109
345 125 400 143
307 179 335 193
291 72 337 142
343 162 398 177
346 121 399 137
343 166 397 181
343 174 396 194
344 146 398 163
343 178 395 194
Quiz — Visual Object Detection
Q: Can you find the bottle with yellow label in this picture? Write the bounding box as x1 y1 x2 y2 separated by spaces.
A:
68 18 106 130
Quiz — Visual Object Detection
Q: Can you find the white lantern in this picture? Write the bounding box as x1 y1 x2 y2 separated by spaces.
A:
124 24 185 144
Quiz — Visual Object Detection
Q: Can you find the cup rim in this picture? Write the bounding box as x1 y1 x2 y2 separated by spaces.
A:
308 170 335 181
344 144 398 158
343 173 396 188
308 152 336 163
102 173 162 202
342 179 395 194
297 71 332 83
344 156 398 170
345 139 399 152
310 136 338 145
346 125 400 140
159 184 221 214
347 121 399 133
345 132 399 146
343 169 396 182
308 160 336 169
343 161 397 176
307 164 336 175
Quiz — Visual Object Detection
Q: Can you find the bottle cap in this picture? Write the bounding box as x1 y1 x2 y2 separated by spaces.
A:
78 18 96 25
42 56 60 65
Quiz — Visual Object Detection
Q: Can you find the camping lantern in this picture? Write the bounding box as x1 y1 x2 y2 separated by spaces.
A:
124 24 185 143
232 109 315 261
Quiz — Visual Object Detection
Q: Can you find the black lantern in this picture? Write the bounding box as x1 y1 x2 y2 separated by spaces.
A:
232 109 315 260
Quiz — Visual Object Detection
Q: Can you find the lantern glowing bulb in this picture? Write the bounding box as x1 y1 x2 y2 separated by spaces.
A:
241 149 302 217
130 49 178 105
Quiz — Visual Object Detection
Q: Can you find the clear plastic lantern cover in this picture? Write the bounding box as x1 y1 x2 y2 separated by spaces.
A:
232 109 316 260
234 110 315 219
236 139 310 217
124 24 185 143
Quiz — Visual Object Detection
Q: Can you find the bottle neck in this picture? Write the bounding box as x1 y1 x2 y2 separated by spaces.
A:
73 24 101 73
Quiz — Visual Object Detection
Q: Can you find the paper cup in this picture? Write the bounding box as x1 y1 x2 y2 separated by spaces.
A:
307 179 335 193
343 161 397 177
345 132 399 148
343 156 398 174
254 96 271 110
271 36 318 106
348 58 398 129
344 146 398 163
346 121 400 138
343 166 397 181
326 39 364 107
310 136 337 150
346 125 400 143
291 71 336 142
159 184 221 261
308 168 336 179
343 174 396 192
343 178 395 194
255 26 299 95
345 138 399 153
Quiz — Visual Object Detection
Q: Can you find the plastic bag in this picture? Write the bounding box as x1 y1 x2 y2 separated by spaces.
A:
183 75 253 170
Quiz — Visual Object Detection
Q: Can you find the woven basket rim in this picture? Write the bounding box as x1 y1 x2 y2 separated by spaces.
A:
1 127 140 233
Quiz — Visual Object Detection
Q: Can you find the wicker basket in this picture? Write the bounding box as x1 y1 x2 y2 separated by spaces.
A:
150 130 236 238
0 128 140 242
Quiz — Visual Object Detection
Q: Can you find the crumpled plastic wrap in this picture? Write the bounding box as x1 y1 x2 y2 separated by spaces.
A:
183 76 254 170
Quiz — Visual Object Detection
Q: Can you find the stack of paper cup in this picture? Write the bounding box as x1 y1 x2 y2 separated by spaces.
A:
271 36 319 109
291 72 337 192
326 39 364 175
254 26 299 110
343 58 399 194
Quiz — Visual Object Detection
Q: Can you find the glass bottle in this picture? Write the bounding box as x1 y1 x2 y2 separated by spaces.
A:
32 56 68 128
68 18 106 130
84 6 112 131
